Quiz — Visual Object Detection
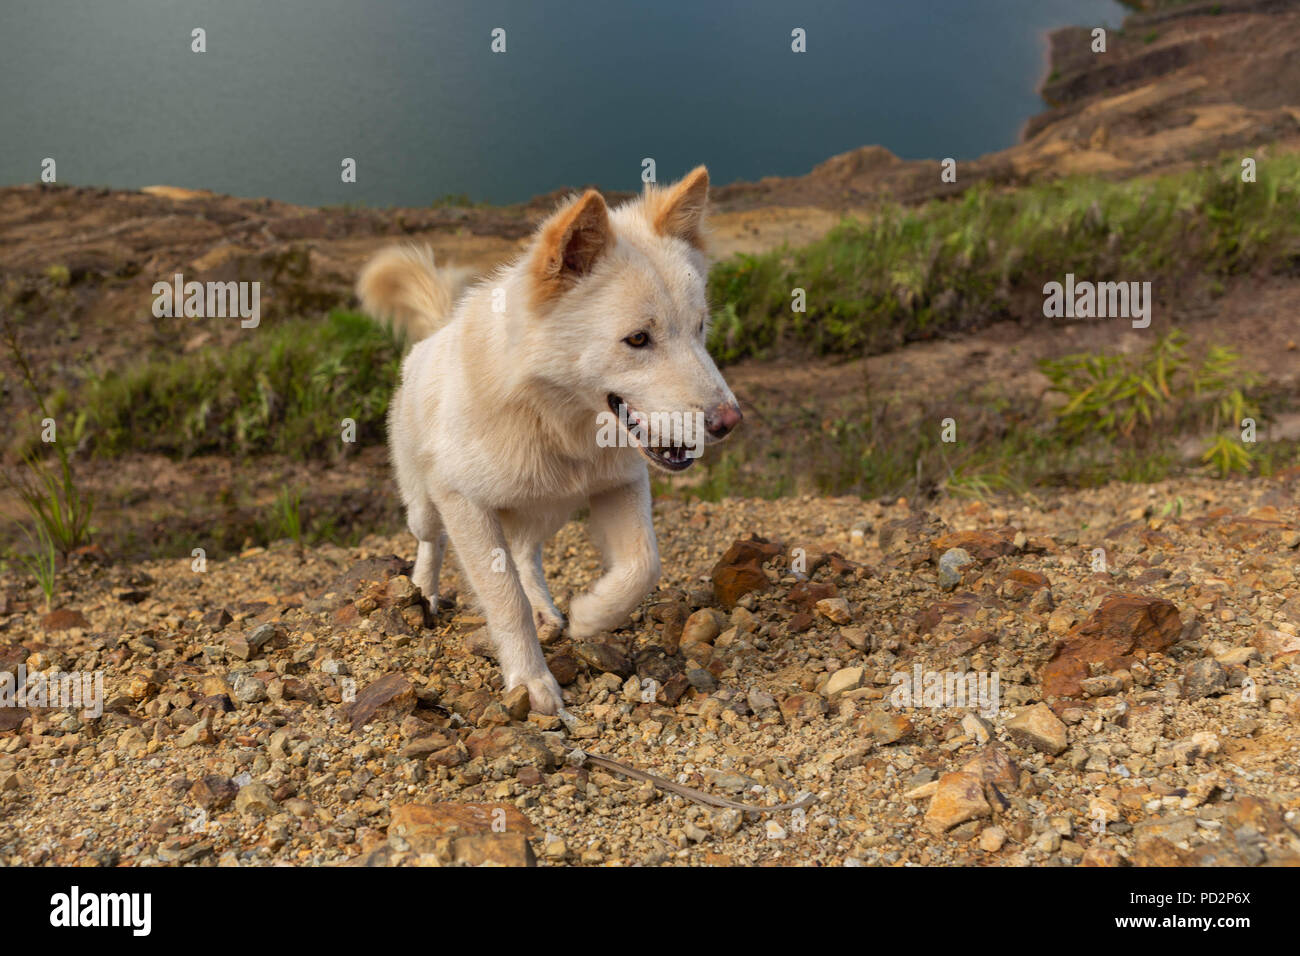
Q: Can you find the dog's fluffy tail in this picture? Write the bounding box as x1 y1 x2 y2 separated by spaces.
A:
356 245 471 342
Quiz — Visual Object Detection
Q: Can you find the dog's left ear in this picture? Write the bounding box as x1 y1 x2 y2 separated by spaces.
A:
648 165 709 249
531 189 614 305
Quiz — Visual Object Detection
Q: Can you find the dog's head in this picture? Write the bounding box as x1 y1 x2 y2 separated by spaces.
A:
523 166 741 472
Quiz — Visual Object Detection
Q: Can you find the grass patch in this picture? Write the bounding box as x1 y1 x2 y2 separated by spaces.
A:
2 306 94 571
272 486 304 546
8 451 95 555
11 518 57 611
1040 330 1258 475
661 334 1293 502
707 153 1300 363
83 310 400 458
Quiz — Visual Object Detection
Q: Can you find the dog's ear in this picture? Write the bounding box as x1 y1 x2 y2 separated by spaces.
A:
646 165 709 249
530 189 613 305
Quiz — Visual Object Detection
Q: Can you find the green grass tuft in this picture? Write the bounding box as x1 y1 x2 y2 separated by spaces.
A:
707 153 1300 363
83 310 401 458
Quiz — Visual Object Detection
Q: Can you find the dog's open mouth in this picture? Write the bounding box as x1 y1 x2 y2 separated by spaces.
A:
607 394 696 472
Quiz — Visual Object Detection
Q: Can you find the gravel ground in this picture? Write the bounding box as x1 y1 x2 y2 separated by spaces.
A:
2 473 1298 867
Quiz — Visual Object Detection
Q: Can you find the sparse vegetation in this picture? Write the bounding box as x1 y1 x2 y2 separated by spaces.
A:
430 192 481 208
2 307 95 561
7 451 95 556
660 334 1289 502
707 153 1300 363
1039 330 1260 474
12 517 57 611
81 309 400 458
272 486 304 546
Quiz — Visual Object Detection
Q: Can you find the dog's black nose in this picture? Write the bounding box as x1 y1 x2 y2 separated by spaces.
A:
705 402 743 439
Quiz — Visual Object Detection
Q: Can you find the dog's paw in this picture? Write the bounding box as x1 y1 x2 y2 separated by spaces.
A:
564 599 600 641
565 612 607 642
506 670 565 716
535 609 567 646
413 594 441 629
403 585 439 626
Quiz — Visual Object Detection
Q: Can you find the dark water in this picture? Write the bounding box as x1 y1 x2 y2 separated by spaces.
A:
1 0 1125 207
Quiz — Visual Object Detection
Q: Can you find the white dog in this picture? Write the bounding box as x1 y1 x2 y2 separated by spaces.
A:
357 167 742 714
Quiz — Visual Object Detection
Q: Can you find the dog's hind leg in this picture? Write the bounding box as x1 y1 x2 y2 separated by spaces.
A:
408 498 446 612
516 542 566 644
436 491 565 715
567 472 661 640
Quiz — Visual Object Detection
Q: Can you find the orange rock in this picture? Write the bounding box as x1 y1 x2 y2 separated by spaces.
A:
1041 594 1182 698
779 692 828 723
711 536 783 609
786 580 838 611
1001 568 1050 600
389 802 535 839
1251 626 1300 663
961 745 1021 790
452 832 536 866
345 673 415 730
930 530 1017 562
1080 845 1122 866
925 772 990 833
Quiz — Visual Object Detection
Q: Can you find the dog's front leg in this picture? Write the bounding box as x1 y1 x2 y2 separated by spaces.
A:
568 472 661 639
436 491 564 714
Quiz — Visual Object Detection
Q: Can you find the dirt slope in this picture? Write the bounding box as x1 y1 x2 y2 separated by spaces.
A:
2 0 1300 869
1 474 1298 866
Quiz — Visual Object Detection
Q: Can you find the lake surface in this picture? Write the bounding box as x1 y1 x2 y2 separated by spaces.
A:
1 0 1125 207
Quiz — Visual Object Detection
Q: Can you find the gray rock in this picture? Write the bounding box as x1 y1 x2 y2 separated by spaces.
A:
232 673 268 703
574 642 632 677
938 548 974 591
712 808 743 837
685 668 717 692
1182 657 1227 700
247 623 279 651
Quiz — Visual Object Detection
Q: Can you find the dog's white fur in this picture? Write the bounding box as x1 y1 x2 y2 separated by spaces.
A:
357 167 740 714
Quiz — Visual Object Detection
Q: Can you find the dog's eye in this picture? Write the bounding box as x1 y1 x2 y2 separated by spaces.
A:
624 331 651 348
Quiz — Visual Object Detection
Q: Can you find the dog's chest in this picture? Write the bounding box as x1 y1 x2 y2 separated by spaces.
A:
477 445 642 508
541 449 641 499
